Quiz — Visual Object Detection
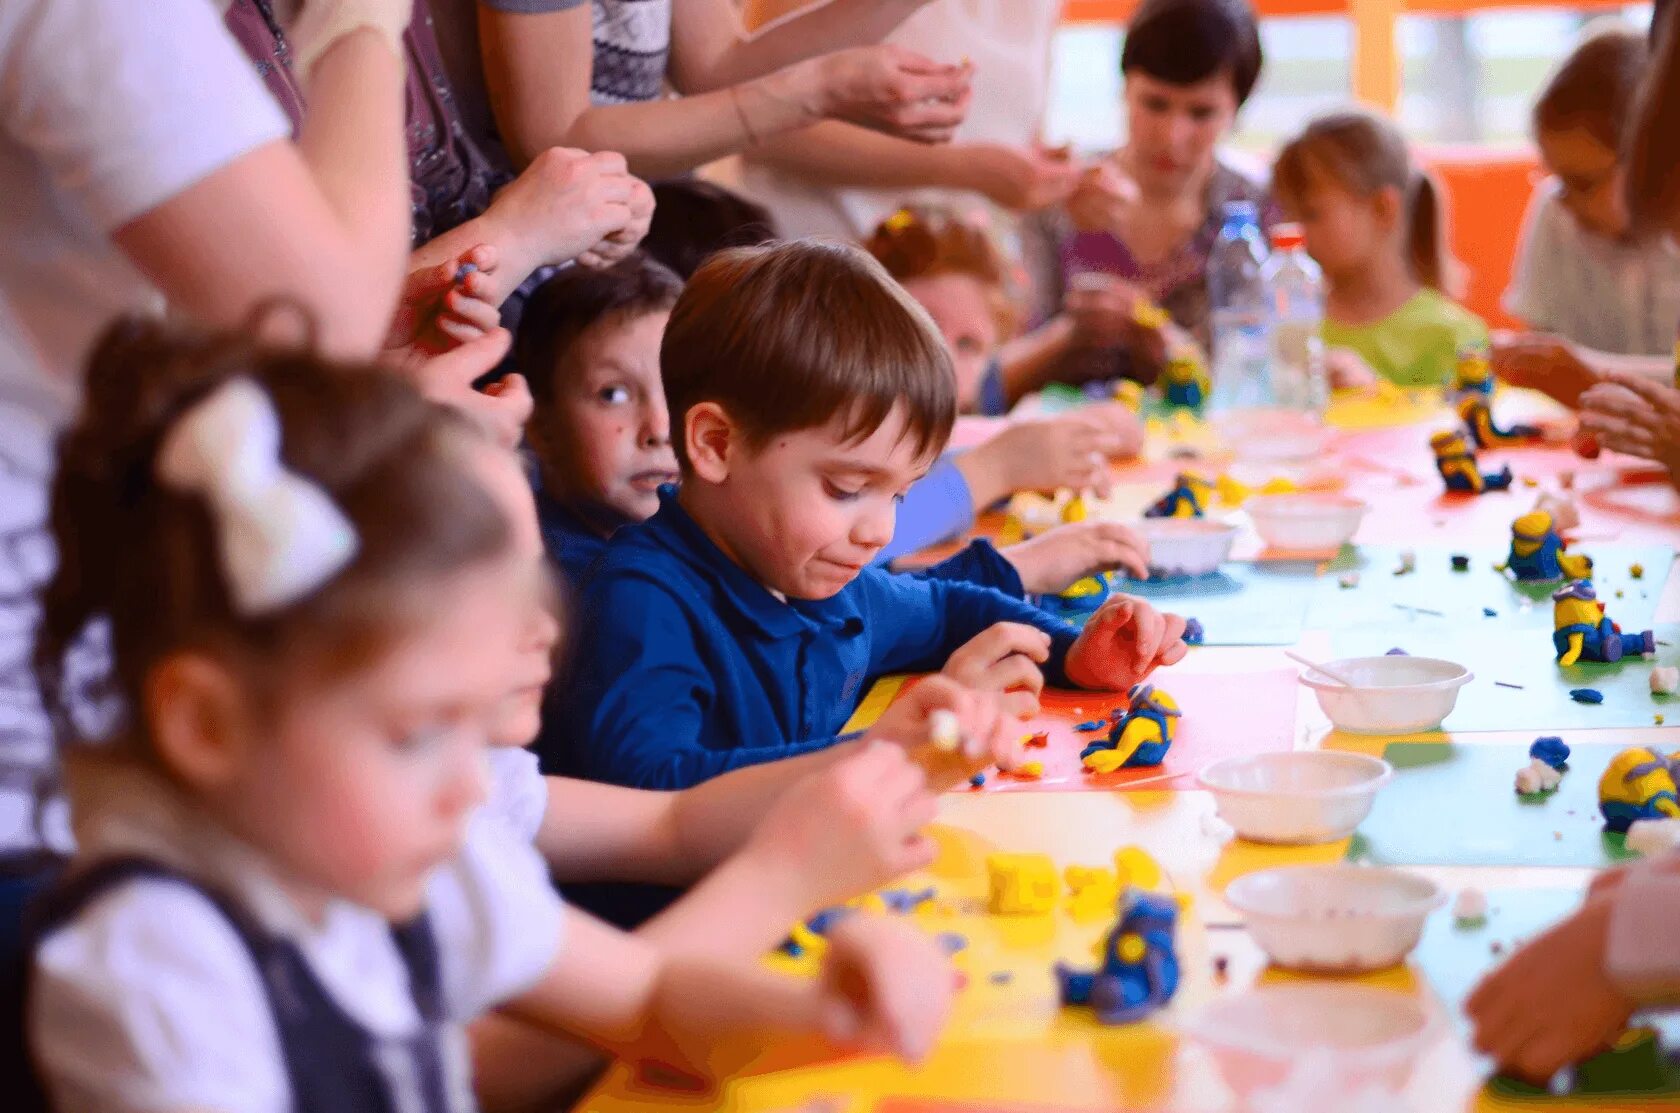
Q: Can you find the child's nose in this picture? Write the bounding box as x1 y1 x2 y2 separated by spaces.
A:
853 499 897 549
642 397 671 448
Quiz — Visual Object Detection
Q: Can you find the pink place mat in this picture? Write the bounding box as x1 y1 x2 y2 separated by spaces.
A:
891 669 1299 794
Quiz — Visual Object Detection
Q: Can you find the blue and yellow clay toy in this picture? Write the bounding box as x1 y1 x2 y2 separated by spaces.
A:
1431 429 1513 494
1114 379 1145 413
1144 471 1213 518
1456 393 1542 449
1082 685 1180 773
1553 580 1656 665
1454 345 1495 397
1055 889 1181 1024
1498 511 1593 582
1161 351 1210 409
1599 748 1680 834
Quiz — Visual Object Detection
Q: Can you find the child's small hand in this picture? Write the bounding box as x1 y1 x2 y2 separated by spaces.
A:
403 328 531 448
1064 595 1187 691
1000 520 1149 593
1466 896 1635 1085
384 245 502 368
1325 346 1380 390
1491 333 1601 408
862 674 1025 787
817 914 953 1061
745 742 939 912
941 622 1048 718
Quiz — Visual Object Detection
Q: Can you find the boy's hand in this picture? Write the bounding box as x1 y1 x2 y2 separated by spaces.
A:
743 743 939 913
1064 595 1187 691
817 915 953 1061
941 622 1048 718
1466 897 1636 1085
862 675 1025 788
1000 520 1149 593
1491 333 1601 408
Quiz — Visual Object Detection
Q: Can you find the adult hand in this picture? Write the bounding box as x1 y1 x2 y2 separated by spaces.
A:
481 148 651 282
1066 160 1139 235
1491 333 1601 408
1579 372 1680 475
1000 520 1150 593
960 143 1080 213
1466 896 1635 1086
813 46 973 144
1064 595 1188 691
861 674 1025 789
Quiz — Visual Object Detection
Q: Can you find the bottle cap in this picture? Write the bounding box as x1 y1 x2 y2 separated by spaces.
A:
1271 222 1305 251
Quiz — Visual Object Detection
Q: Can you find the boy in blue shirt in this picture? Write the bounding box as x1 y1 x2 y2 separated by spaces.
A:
547 240 1187 790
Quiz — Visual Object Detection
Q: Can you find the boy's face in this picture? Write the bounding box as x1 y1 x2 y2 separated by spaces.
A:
530 310 678 525
689 404 933 600
1538 126 1628 243
900 273 999 413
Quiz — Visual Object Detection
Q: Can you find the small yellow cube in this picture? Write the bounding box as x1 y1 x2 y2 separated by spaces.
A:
987 853 1058 915
1114 847 1163 891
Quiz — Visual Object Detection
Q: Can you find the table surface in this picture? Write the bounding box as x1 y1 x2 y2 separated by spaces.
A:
585 390 1680 1113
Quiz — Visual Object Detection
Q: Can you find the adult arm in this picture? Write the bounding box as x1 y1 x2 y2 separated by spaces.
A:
672 0 924 94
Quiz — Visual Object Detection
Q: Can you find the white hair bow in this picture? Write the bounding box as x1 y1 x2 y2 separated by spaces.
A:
155 378 358 615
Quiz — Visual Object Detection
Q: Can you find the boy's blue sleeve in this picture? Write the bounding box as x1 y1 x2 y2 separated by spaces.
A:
912 539 1026 599
862 570 1080 686
876 457 975 564
545 573 838 790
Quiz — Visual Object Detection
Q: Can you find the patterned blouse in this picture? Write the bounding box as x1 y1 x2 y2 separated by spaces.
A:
590 0 672 106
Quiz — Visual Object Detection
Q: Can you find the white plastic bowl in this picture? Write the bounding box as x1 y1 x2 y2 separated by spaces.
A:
1245 493 1369 551
1299 656 1473 734
1186 985 1437 1099
1213 408 1335 465
1198 752 1393 845
1225 865 1445 973
1136 518 1238 578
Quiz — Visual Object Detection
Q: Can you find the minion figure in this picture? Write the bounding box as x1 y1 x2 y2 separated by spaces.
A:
1055 889 1181 1024
1454 346 1495 397
1598 747 1680 834
1053 572 1112 616
1552 580 1656 665
1431 429 1513 494
1456 393 1542 449
1113 379 1145 413
1082 685 1181 773
1144 471 1212 518
1161 351 1209 409
1499 511 1593 582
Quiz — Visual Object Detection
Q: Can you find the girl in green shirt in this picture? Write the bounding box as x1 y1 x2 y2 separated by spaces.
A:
1273 109 1488 389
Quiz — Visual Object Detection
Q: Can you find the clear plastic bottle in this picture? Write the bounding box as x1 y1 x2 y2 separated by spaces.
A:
1262 223 1328 414
1206 201 1273 413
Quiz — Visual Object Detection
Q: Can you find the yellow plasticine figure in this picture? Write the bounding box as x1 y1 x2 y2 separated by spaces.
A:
1599 748 1680 833
1062 494 1089 524
1552 579 1655 665
1082 686 1181 773
1144 471 1213 518
1498 510 1593 582
1113 379 1145 412
1430 429 1512 494
987 853 1058 915
1454 345 1494 397
1133 302 1171 331
1161 350 1210 409
1456 393 1543 450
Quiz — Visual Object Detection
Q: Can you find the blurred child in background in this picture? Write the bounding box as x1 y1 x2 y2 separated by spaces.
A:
1273 108 1488 389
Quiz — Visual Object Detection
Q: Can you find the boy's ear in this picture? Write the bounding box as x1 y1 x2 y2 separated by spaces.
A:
685 402 736 484
144 653 258 793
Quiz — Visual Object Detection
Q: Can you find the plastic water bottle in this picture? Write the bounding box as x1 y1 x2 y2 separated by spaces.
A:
1206 202 1273 412
1262 223 1328 413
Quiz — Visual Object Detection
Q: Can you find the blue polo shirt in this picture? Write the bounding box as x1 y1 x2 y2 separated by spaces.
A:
544 489 1079 789
528 467 630 590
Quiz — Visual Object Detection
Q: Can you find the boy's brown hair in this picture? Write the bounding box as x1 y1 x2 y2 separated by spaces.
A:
1273 108 1453 292
661 239 956 472
1534 24 1646 151
865 204 1023 339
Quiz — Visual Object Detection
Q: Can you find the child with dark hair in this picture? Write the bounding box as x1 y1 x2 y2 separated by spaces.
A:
643 179 778 279
1060 0 1271 381
551 240 1188 791
1272 108 1487 388
517 254 686 585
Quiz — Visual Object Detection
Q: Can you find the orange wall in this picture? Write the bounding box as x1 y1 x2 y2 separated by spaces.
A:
1421 148 1537 329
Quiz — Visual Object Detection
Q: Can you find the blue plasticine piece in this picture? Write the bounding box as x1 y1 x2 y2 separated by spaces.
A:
1075 720 1107 732
1483 607 1498 617
453 261 479 282
1053 890 1179 1025
879 886 937 914
1570 688 1605 705
806 907 853 935
1386 647 1409 656
969 772 987 788
989 971 1014 985
936 932 969 955
780 937 804 958
1529 736 1571 770
1183 617 1205 645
